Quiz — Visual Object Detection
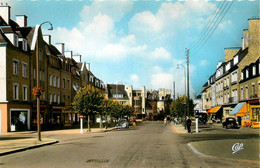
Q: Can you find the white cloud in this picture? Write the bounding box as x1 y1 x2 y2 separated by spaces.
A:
150 47 171 59
218 20 232 30
131 74 139 81
80 0 133 24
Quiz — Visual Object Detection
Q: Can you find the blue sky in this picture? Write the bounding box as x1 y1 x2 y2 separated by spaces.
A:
8 0 259 98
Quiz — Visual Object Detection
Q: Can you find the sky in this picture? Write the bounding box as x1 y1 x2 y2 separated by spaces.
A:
6 0 259 98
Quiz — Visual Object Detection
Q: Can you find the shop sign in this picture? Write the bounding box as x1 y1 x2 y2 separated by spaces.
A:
242 115 250 121
80 114 84 119
249 99 259 104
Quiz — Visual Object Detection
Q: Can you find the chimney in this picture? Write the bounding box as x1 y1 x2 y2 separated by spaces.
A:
86 63 90 71
65 51 73 58
16 15 27 27
43 35 51 45
55 43 64 55
0 5 10 25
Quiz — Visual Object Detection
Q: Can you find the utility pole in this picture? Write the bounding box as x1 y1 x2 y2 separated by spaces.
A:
186 48 190 118
173 81 175 101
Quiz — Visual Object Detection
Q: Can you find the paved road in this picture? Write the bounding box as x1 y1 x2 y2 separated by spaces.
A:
0 122 258 168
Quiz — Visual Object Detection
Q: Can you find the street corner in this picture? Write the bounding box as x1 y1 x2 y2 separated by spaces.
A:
0 138 59 156
187 139 260 164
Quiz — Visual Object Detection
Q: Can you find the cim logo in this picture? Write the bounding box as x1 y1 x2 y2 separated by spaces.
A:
232 143 244 154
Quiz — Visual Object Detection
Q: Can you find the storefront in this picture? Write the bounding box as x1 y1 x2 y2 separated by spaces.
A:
32 104 49 130
51 106 63 127
207 106 222 122
250 99 260 128
62 106 78 127
10 108 30 132
230 102 247 126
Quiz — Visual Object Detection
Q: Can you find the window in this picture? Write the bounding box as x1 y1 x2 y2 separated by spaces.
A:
43 91 45 100
53 76 56 87
67 80 70 89
49 94 52 104
241 72 244 80
241 87 243 100
227 77 230 86
234 55 238 65
33 68 36 79
22 62 27 78
63 78 65 88
22 85 27 101
39 70 42 81
253 65 256 76
225 62 231 71
42 71 45 81
57 77 60 88
68 96 70 105
58 95 60 104
39 49 43 61
246 69 249 78
13 60 19 76
49 75 52 86
252 84 255 97
231 71 238 83
53 94 56 103
13 83 19 100
246 86 248 99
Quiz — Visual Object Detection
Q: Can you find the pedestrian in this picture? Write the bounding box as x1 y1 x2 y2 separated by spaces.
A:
186 117 192 133
164 117 167 126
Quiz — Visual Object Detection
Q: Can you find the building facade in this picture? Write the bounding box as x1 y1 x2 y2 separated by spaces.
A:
202 18 260 127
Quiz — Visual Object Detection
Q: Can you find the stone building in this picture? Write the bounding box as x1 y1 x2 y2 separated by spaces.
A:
202 18 259 127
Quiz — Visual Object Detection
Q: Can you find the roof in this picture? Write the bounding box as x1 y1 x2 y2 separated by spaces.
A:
107 84 128 99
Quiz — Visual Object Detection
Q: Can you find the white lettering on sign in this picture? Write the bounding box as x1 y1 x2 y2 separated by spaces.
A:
232 143 243 154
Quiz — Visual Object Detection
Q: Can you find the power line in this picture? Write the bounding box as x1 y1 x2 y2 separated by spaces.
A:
190 1 223 50
191 1 234 56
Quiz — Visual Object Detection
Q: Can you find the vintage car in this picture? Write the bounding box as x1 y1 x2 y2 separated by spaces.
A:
222 117 238 129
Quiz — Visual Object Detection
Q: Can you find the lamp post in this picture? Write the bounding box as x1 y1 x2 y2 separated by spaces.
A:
36 21 53 141
177 64 187 129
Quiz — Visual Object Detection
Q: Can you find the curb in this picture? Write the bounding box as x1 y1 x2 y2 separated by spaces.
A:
0 140 59 157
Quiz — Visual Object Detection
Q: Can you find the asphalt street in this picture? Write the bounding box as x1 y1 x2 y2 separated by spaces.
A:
0 122 259 168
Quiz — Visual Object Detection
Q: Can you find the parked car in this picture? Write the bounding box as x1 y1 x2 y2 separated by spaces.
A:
117 119 129 129
222 117 238 129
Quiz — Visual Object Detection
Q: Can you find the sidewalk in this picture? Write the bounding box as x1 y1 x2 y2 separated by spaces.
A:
0 127 117 156
0 138 58 156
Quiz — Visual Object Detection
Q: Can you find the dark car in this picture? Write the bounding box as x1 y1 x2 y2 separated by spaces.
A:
222 117 238 129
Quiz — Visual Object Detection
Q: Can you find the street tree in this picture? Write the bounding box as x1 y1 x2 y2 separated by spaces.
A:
72 85 104 132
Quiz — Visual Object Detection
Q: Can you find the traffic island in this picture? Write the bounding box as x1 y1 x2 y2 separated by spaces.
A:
188 139 260 163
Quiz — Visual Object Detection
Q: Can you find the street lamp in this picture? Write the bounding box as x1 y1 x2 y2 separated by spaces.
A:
36 21 53 141
177 64 187 129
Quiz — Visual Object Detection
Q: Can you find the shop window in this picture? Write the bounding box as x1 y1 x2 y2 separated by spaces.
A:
252 108 260 122
11 110 28 131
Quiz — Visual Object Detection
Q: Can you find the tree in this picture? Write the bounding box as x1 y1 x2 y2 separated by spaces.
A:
170 96 195 118
72 85 104 132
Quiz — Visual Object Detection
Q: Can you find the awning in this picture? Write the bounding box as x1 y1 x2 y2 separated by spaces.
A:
229 102 246 116
208 106 221 114
206 107 213 114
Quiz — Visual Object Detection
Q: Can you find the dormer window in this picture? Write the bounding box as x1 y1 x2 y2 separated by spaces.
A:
252 65 256 76
225 62 230 71
18 38 28 51
233 55 238 65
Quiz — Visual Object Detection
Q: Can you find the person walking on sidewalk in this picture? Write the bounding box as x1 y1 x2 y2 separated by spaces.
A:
186 117 192 133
